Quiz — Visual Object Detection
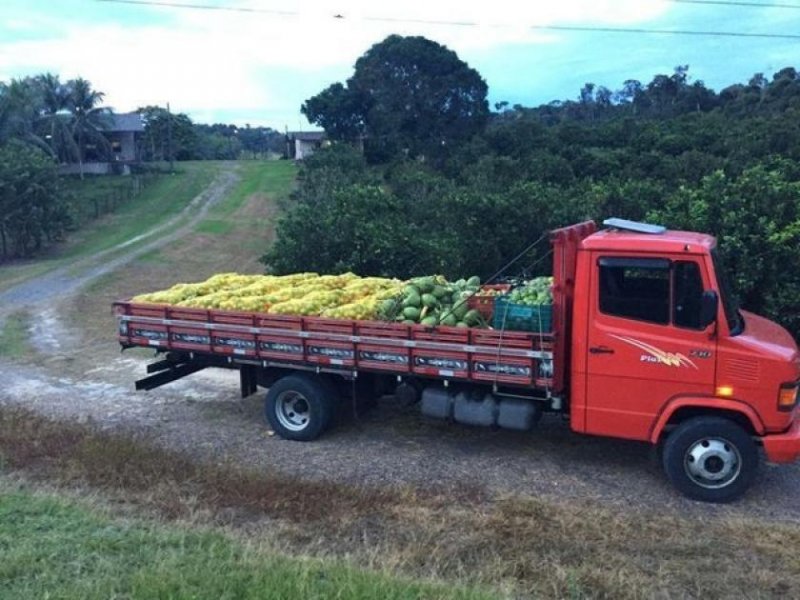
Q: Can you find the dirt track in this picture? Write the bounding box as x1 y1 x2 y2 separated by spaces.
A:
0 166 238 315
1 162 799 523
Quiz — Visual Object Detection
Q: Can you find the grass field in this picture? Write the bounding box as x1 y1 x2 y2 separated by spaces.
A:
0 161 223 293
1 407 799 599
62 160 296 356
60 161 221 259
194 159 295 233
0 312 30 358
204 159 295 219
0 486 488 600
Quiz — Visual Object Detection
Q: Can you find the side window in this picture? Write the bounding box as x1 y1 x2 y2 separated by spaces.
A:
599 258 670 324
673 261 705 329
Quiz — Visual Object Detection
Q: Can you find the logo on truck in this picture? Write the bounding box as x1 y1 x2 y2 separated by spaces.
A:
609 334 698 369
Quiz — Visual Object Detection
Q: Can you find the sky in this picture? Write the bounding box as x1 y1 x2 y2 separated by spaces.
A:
1 0 799 129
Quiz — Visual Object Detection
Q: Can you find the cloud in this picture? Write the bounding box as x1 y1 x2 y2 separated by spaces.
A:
0 0 671 120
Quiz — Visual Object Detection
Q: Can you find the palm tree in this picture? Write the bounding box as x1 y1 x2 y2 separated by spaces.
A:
68 77 112 177
33 73 78 164
0 78 51 153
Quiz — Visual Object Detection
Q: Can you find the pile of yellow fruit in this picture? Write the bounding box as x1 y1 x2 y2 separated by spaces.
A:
131 272 404 320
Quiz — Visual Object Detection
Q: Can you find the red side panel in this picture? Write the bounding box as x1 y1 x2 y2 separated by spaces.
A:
170 326 212 352
213 331 257 357
257 334 304 362
128 303 167 319
168 307 210 322
356 322 411 373
306 340 356 367
550 220 597 393
210 310 256 326
128 321 168 348
471 353 534 386
412 350 470 379
357 344 411 372
256 315 303 330
411 325 470 378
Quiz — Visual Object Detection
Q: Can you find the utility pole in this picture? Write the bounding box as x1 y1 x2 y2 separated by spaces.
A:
167 102 174 172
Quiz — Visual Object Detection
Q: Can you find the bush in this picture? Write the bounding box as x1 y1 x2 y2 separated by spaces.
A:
0 140 68 259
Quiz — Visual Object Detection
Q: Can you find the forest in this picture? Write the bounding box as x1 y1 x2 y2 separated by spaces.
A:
265 35 800 336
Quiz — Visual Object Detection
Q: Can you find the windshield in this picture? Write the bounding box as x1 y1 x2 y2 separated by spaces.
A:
711 248 743 335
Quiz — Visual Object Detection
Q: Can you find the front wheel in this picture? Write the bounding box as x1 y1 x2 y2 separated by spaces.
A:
265 374 337 441
662 416 758 503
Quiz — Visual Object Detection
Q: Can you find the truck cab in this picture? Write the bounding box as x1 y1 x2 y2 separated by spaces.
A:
568 219 800 502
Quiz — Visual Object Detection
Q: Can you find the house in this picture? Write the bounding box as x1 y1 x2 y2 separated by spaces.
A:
286 131 327 160
106 112 145 162
58 112 145 175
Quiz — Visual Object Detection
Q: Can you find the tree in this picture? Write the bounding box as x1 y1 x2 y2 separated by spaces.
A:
0 75 116 166
301 82 366 142
139 106 197 162
33 73 78 163
575 83 599 121
69 77 112 175
0 140 67 259
619 79 648 115
0 78 51 154
302 35 489 162
595 86 613 109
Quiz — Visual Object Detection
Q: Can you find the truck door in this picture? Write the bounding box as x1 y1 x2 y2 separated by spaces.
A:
584 255 717 440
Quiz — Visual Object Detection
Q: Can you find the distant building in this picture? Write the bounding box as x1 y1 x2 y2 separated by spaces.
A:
286 131 327 160
106 112 145 162
59 112 145 175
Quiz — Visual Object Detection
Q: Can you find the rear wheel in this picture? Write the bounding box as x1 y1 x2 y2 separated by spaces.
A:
662 416 758 503
265 374 337 441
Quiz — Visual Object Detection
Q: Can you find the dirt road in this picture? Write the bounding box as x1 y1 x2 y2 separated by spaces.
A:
1 161 799 523
0 165 239 314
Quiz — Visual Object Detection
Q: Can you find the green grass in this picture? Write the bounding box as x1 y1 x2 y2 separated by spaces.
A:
195 219 234 235
3 407 800 598
135 247 163 263
190 160 295 238
61 161 221 259
0 312 30 358
206 160 296 219
0 489 488 600
61 175 144 223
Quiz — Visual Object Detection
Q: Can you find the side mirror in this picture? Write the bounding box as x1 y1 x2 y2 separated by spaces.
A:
699 290 718 329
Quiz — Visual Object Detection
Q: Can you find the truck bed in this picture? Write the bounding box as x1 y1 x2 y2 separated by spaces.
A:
114 220 596 394
114 303 556 389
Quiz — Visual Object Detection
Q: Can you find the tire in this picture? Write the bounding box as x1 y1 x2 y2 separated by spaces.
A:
662 416 758 503
265 373 337 441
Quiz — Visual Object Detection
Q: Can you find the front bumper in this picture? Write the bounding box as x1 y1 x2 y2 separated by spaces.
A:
762 419 800 463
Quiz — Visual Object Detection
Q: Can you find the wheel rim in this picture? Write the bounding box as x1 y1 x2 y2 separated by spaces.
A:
683 437 742 489
275 391 311 432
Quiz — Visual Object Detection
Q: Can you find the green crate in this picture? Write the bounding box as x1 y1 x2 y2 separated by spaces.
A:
493 297 552 332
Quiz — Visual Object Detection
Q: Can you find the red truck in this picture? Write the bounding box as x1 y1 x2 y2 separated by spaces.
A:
114 218 800 503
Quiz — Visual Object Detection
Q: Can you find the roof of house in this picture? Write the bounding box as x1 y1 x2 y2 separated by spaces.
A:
107 112 145 132
289 131 325 141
